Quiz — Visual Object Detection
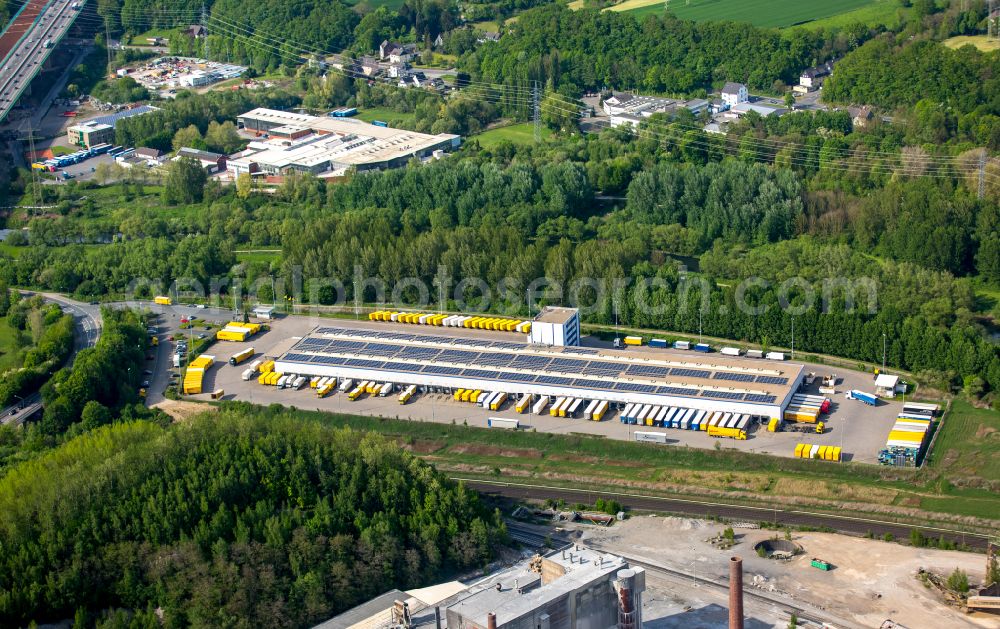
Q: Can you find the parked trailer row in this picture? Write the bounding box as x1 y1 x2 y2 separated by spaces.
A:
793 443 842 462
368 311 532 334
791 394 830 413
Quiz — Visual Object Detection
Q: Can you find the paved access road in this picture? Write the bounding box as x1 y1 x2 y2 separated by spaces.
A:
461 479 995 551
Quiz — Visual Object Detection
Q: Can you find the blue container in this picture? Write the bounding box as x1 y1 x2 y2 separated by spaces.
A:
648 338 668 348
694 343 711 352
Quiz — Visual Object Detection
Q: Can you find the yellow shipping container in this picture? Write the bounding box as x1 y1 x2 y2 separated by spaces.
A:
887 430 924 443
454 388 465 401
817 446 828 460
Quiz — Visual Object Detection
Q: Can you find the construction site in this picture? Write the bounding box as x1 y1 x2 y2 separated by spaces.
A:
309 515 998 629
171 306 928 465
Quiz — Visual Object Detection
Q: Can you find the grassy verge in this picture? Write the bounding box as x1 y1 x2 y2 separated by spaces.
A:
213 401 999 530
355 107 416 126
472 123 552 148
0 317 23 374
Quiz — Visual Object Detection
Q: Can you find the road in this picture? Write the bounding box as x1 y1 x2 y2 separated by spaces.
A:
0 292 102 425
0 0 85 123
461 479 995 550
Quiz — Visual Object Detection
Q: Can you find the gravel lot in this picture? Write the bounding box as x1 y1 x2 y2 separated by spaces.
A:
565 516 992 629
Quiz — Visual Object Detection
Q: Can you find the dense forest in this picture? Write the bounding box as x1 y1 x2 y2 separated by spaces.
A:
823 37 1000 119
0 409 505 627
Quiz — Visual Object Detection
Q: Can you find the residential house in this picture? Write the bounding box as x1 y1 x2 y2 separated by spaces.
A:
425 77 445 91
850 105 873 129
410 71 428 88
720 82 748 108
359 56 381 77
184 25 207 39
388 62 411 79
379 40 418 63
799 61 834 90
134 147 165 166
176 147 227 173
433 33 445 48
389 44 418 65
476 31 501 43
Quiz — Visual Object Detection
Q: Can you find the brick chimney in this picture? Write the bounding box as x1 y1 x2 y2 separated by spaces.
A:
729 556 744 629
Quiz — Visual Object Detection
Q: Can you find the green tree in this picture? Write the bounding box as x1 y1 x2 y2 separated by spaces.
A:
162 158 207 205
171 124 204 152
947 568 969 593
204 120 242 154
236 172 253 199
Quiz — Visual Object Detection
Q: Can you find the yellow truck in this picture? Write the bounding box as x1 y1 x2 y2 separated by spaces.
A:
708 425 747 440
624 336 643 346
154 296 172 305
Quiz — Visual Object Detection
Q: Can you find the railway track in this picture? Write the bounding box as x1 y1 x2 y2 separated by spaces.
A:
460 478 995 551
506 522 853 629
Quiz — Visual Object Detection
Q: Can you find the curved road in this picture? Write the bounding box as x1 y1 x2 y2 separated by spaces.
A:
0 292 102 424
459 478 996 551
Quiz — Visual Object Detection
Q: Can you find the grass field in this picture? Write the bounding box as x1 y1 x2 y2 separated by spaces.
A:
619 0 881 27
472 123 552 148
126 28 178 46
354 107 417 125
926 399 1000 485
943 35 1000 52
345 0 408 10
235 250 282 265
0 318 22 375
793 0 903 30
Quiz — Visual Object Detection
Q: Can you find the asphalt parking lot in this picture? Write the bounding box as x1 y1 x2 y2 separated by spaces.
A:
171 312 908 464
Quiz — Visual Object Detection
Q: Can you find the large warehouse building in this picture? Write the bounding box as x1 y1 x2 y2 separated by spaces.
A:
273 322 804 422
233 107 460 175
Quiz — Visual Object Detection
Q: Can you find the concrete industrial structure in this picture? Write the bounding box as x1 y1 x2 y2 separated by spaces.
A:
233 108 461 175
528 307 580 347
316 547 644 629
66 120 114 148
273 317 804 421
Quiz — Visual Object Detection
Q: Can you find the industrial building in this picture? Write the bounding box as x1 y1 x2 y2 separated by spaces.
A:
233 108 461 175
66 121 114 148
272 316 804 422
602 92 710 129
67 105 159 148
316 546 644 629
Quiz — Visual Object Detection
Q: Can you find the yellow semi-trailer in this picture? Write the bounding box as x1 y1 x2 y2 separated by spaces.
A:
454 388 466 401
399 385 416 404
490 392 508 411
229 347 255 366
347 385 365 401
593 400 609 421
317 383 334 397
624 336 643 346
550 397 566 416
515 394 533 413
154 296 172 305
